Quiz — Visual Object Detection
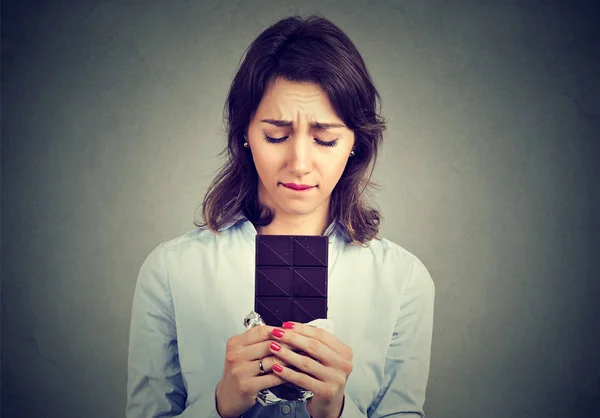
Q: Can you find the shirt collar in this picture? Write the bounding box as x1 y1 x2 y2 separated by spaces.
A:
217 213 248 232
217 212 350 243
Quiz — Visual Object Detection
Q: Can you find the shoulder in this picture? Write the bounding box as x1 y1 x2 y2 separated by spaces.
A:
161 221 250 253
343 235 420 268
344 236 434 292
138 226 225 270
159 226 216 252
382 238 432 280
381 237 435 297
366 236 417 261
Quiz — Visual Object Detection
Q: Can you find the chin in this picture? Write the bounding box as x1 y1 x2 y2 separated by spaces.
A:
278 202 320 216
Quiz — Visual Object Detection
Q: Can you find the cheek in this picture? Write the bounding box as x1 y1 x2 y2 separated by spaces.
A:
321 158 349 188
252 150 278 181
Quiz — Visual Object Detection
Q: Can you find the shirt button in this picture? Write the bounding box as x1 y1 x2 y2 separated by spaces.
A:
280 403 292 414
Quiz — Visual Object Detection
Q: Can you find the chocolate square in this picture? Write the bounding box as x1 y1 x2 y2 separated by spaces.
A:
255 297 292 326
256 235 293 266
293 268 327 297
256 267 293 297
292 298 327 324
255 235 328 326
292 237 328 266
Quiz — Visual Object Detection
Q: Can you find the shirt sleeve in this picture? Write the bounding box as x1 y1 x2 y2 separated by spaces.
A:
126 244 221 417
362 254 436 418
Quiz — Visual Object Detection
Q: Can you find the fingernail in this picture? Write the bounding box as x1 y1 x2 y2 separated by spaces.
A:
272 328 285 338
270 341 281 352
282 322 295 329
273 364 283 373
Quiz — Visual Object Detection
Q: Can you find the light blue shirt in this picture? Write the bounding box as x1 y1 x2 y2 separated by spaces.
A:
126 216 435 417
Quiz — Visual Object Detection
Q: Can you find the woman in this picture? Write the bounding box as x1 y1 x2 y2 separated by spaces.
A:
126 15 435 418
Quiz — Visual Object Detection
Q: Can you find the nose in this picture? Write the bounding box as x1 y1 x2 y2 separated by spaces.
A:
286 134 313 178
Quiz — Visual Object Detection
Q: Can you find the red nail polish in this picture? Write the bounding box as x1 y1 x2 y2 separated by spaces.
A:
270 341 281 352
272 328 285 338
282 322 295 329
273 364 283 373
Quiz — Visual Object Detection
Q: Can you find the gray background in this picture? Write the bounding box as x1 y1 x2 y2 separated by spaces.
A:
2 0 599 417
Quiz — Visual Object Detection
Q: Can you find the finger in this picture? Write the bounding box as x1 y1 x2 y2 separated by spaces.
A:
236 325 278 346
270 362 330 395
270 327 342 367
261 355 292 373
280 322 350 358
239 325 310 350
268 340 335 382
231 355 292 378
247 373 289 394
238 340 298 362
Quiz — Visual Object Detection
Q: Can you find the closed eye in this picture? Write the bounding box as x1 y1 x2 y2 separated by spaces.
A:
263 135 287 144
263 135 338 147
315 138 339 147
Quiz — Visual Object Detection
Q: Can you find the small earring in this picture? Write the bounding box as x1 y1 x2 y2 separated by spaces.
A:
349 150 355 157
243 142 249 148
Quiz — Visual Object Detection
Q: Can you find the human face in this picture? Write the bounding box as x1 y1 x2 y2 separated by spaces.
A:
246 78 355 219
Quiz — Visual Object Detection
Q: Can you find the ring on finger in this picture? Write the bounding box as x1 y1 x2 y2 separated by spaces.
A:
258 358 265 375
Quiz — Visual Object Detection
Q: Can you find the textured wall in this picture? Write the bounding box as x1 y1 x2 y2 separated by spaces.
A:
2 0 599 417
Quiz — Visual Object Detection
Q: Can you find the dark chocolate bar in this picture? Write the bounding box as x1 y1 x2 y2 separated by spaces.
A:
255 235 328 326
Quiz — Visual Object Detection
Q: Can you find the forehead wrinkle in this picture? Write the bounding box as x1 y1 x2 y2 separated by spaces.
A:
262 114 341 131
259 83 342 128
278 87 326 107
274 100 339 126
280 89 322 102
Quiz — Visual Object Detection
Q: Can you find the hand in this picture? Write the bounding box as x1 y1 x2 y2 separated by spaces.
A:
268 322 353 418
215 325 295 418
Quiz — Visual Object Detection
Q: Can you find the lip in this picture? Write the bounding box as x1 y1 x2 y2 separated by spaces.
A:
281 183 316 191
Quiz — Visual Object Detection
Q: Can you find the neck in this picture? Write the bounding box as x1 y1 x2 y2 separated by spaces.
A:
256 208 331 236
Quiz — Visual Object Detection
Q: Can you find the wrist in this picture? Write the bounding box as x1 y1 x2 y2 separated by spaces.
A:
308 393 345 418
214 383 241 418
336 394 345 417
330 393 345 418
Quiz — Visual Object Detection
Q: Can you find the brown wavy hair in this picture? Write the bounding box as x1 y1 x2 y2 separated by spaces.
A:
195 14 387 246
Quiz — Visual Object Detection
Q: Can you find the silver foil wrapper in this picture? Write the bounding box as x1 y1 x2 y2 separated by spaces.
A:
243 311 314 406
244 311 266 329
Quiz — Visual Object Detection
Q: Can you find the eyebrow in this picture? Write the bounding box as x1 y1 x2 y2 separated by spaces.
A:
260 119 347 130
